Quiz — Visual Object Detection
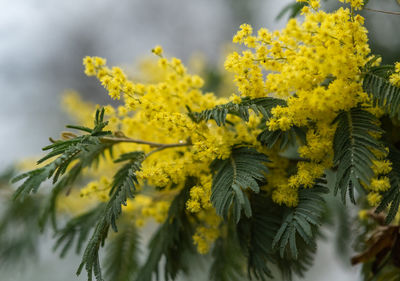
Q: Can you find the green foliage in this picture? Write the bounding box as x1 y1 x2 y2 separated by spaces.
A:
108 151 145 232
371 265 400 281
257 125 306 150
218 182 328 281
188 97 286 126
364 63 394 80
210 147 269 223
362 66 400 120
216 184 328 281
275 0 330 20
275 2 307 20
77 151 144 281
135 178 196 281
209 219 246 281
0 167 16 187
237 195 281 280
275 238 317 280
54 204 104 257
39 164 86 231
0 195 42 267
333 107 385 203
376 144 400 224
272 179 328 260
12 108 112 201
237 180 327 281
103 222 140 281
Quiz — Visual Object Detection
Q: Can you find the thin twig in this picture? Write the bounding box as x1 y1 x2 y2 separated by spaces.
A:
145 138 192 158
102 136 193 158
145 146 168 158
100 136 189 148
363 7 400 16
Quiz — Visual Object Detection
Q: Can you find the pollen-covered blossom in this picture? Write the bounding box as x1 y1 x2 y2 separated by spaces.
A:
225 0 390 207
151 45 163 56
192 209 221 254
390 62 400 87
80 177 111 202
339 0 364 10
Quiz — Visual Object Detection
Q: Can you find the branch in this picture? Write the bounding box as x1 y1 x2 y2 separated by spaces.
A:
100 136 191 148
101 136 192 158
145 142 190 158
364 8 400 16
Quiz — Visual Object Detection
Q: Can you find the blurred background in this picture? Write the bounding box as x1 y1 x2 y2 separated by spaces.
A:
0 0 399 280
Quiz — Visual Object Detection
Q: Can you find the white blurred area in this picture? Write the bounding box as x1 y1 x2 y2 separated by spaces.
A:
2 0 398 280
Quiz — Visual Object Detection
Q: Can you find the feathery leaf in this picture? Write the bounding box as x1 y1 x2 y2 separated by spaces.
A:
77 151 145 281
54 204 104 258
209 218 246 281
333 107 384 203
376 144 400 224
104 223 140 281
272 178 328 260
257 125 306 150
363 72 400 120
237 195 282 281
0 195 42 268
12 108 112 201
189 97 286 126
135 178 196 281
210 147 269 223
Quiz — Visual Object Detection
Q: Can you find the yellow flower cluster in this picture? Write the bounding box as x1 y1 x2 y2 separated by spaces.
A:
297 0 320 11
224 0 388 207
192 210 221 254
123 194 170 227
390 62 400 87
339 0 364 10
262 151 298 206
80 176 112 202
366 154 392 206
186 175 213 213
62 91 96 126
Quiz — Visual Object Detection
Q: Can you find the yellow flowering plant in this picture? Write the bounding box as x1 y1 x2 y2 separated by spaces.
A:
5 0 400 280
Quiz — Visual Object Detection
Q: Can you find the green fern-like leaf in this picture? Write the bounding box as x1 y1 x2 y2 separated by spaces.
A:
0 195 42 268
12 108 112 201
376 144 400 224
77 151 145 281
363 63 394 79
257 125 306 149
363 72 400 120
333 107 385 203
135 178 196 281
275 238 317 280
54 204 104 258
272 178 328 260
108 151 145 232
237 195 282 281
210 147 269 223
103 222 140 281
38 161 93 231
209 218 246 281
237 189 321 281
189 97 286 126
